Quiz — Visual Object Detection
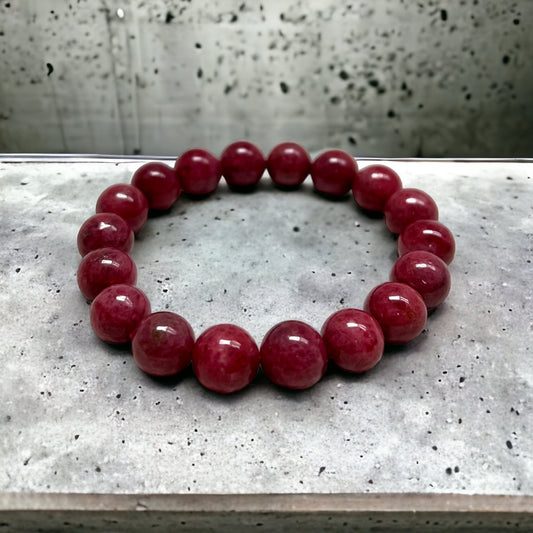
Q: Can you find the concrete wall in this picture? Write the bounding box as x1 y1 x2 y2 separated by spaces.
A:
0 0 531 157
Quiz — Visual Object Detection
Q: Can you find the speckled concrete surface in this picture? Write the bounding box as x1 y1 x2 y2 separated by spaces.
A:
0 157 531 496
1 1 532 157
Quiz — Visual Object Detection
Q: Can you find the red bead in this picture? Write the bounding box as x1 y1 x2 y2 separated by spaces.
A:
220 141 265 188
398 219 456 264
364 282 427 344
311 149 358 197
321 309 384 373
260 320 327 390
77 247 137 301
175 148 221 195
77 212 134 257
90 284 151 344
266 142 311 187
353 164 402 212
132 312 195 377
96 184 149 234
384 188 438 234
192 324 260 394
131 162 181 211
390 251 451 310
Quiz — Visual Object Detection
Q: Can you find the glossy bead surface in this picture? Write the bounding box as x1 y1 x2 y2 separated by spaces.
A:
311 149 358 197
260 320 327 390
131 162 181 211
90 284 151 344
96 184 149 234
267 142 311 187
398 219 456 264
384 188 438 234
192 324 260 394
220 141 265 188
364 282 427 344
77 212 134 257
175 148 221 195
353 164 403 212
77 247 137 301
390 251 451 310
321 309 384 373
132 312 194 377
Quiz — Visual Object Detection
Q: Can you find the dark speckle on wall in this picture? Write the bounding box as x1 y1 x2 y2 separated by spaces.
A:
46 62 54 76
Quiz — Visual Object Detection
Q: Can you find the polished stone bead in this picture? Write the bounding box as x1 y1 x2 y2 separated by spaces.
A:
390 251 451 310
175 148 222 195
322 309 384 373
96 183 149 234
267 142 311 188
90 284 150 344
260 320 328 390
384 188 438 234
192 324 260 394
77 212 134 257
131 162 181 211
311 149 358 197
132 312 195 377
221 141 265 189
77 247 137 301
364 282 427 344
398 219 456 264
353 164 403 212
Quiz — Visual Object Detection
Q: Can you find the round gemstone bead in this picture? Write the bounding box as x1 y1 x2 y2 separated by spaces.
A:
132 312 195 377
96 183 149 234
220 141 265 188
321 309 384 373
260 320 327 390
398 219 456 265
131 162 181 211
311 149 358 197
77 212 134 257
390 251 451 310
364 282 427 344
90 284 151 344
175 148 221 195
266 142 311 188
384 188 438 234
192 324 260 394
77 247 137 301
353 164 403 212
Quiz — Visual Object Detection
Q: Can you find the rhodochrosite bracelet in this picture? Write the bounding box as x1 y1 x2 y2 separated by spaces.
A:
77 142 455 394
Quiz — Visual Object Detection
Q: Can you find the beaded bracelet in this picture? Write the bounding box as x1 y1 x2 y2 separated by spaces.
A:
77 142 455 394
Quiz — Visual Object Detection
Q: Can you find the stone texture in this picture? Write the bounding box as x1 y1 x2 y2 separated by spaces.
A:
0 1 532 157
0 157 531 496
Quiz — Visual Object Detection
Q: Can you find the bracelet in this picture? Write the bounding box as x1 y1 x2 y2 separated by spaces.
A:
77 142 455 394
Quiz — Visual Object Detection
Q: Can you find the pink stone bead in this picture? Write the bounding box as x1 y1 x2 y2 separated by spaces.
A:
353 164 403 212
384 188 438 234
390 251 451 310
77 212 134 257
220 141 266 188
175 148 222 195
96 184 149 234
398 219 456 264
90 284 151 344
132 312 195 377
322 309 384 373
311 149 358 197
192 324 260 394
364 282 427 344
260 320 328 390
131 162 181 211
77 247 137 301
266 142 311 187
